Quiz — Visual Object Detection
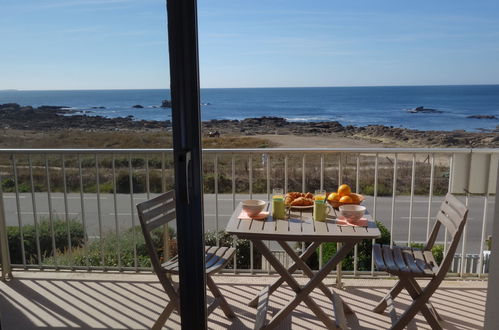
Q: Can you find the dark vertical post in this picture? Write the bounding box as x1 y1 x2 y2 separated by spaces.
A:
166 0 207 329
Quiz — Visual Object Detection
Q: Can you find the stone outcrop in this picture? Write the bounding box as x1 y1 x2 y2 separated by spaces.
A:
467 115 497 119
407 106 443 114
1 103 497 148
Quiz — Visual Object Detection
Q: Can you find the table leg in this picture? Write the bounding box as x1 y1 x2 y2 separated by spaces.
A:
252 240 337 329
263 240 356 329
248 241 321 307
278 241 354 315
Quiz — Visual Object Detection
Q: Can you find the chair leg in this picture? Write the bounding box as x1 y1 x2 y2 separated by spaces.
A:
206 275 236 318
152 301 176 330
405 278 443 321
391 279 442 330
373 280 404 313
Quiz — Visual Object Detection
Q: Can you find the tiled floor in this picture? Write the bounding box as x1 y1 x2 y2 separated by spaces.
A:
0 272 487 329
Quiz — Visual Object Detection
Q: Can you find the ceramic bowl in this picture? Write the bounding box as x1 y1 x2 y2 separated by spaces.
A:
242 200 266 217
339 204 366 221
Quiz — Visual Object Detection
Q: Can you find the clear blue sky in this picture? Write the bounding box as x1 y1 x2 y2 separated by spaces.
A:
1 0 499 90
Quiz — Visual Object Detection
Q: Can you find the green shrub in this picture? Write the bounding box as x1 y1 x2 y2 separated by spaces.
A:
116 171 145 193
43 225 174 268
319 221 391 271
362 183 392 196
410 243 444 265
8 219 85 264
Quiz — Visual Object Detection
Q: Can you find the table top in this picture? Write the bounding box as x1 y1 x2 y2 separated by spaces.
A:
226 203 381 242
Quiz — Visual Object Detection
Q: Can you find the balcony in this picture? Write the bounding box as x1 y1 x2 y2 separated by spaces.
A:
0 147 496 329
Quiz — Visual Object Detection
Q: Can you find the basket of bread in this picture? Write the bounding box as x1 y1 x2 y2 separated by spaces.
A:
284 192 314 208
327 184 364 209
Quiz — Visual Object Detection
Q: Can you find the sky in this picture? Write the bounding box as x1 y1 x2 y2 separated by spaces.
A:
1 0 499 90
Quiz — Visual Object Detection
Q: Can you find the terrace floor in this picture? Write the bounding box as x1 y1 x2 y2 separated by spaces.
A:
0 272 487 329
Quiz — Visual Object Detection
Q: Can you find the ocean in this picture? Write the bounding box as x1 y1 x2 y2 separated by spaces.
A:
1 85 498 132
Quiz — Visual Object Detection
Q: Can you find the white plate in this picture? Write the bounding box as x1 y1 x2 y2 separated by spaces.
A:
286 205 314 209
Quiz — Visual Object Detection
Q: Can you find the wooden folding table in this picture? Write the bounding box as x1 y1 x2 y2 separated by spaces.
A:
226 203 381 329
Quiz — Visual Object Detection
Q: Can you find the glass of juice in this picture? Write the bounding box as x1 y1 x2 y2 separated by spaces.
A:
314 189 327 203
272 188 286 219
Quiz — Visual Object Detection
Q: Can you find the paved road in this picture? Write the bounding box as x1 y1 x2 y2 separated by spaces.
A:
2 193 495 253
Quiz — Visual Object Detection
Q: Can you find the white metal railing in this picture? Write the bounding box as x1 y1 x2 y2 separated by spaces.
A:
0 148 497 280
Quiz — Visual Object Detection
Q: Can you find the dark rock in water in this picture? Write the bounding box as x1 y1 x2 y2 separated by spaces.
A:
132 105 144 109
91 106 106 109
466 115 497 119
407 106 443 114
161 100 172 108
37 105 70 111
0 103 21 111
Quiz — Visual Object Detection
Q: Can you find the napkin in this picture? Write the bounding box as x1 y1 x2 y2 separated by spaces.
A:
336 216 368 227
238 210 269 220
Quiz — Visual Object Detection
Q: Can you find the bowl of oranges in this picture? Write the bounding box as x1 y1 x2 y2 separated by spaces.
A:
327 184 364 209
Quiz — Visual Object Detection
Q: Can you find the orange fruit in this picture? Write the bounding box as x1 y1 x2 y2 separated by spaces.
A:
339 195 353 204
337 184 351 197
349 193 360 204
328 192 340 201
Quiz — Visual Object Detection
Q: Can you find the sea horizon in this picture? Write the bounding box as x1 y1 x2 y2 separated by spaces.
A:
3 83 499 92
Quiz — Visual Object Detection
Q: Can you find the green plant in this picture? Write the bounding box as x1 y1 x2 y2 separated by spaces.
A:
8 218 85 264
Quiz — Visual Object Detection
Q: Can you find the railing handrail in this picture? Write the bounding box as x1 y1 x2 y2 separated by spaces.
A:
0 147 497 154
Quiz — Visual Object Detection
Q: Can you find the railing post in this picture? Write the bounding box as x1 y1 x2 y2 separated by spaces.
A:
0 171 12 280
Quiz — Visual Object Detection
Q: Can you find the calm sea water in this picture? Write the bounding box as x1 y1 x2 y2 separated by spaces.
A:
1 85 498 132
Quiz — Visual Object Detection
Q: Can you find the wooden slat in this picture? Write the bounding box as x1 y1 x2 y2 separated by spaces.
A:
254 286 269 330
238 217 252 232
401 248 424 275
250 219 265 233
301 217 315 235
436 211 457 236
262 215 276 233
206 247 236 274
423 251 440 274
314 219 328 235
338 225 356 237
382 245 399 273
392 246 411 274
445 193 468 216
276 218 289 234
141 199 175 222
145 211 176 231
412 249 435 276
332 291 348 330
441 201 462 229
205 247 224 269
372 244 386 271
225 204 241 232
288 218 302 233
137 191 174 212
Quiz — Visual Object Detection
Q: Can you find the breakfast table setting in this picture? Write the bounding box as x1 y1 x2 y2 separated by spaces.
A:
225 185 381 329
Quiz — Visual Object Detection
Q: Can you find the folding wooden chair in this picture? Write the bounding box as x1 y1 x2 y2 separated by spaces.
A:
372 193 468 330
137 191 236 329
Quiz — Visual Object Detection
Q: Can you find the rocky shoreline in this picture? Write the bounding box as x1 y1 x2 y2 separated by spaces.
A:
1 103 498 148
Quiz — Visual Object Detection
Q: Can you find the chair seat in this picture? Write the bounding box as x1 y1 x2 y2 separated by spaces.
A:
161 246 236 275
373 244 439 277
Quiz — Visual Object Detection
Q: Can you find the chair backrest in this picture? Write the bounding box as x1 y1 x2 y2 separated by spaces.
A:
136 190 176 277
426 193 468 277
